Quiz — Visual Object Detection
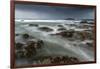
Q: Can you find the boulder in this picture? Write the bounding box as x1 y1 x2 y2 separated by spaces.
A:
37 40 44 49
16 50 25 58
15 33 19 36
38 27 53 32
15 43 24 50
22 33 29 39
57 27 66 31
57 25 64 27
56 30 74 38
29 24 38 27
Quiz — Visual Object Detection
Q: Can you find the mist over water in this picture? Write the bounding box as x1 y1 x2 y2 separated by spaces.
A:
15 20 94 66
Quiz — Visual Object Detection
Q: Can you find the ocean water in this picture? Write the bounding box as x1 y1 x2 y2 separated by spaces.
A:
15 20 94 66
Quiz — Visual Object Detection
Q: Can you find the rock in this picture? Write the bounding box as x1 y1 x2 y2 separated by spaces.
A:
86 42 93 47
69 57 79 63
57 25 64 27
56 30 74 38
15 43 24 50
16 50 25 58
80 20 88 23
24 40 40 58
57 27 66 31
29 24 38 27
25 44 37 58
15 34 19 36
22 33 29 39
38 27 53 32
37 40 44 49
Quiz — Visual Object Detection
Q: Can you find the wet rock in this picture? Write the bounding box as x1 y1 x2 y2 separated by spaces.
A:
86 42 93 47
29 24 38 27
15 34 19 36
22 33 29 39
57 27 66 31
15 43 24 50
16 50 25 58
56 30 74 38
69 57 79 63
57 25 64 27
38 27 53 32
37 40 44 49
25 44 37 58
80 20 88 23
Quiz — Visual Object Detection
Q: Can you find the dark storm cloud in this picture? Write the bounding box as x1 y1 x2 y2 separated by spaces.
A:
15 4 94 20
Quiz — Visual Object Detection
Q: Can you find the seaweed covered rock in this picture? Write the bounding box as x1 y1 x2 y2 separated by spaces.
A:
29 24 38 27
38 27 53 32
15 43 24 50
22 33 29 39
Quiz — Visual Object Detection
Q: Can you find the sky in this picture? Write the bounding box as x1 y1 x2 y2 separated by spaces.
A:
15 4 94 20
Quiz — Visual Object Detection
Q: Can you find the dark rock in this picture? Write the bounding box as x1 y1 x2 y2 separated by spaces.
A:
56 30 74 38
22 33 29 39
37 40 44 49
38 27 53 32
57 27 66 31
24 40 41 58
69 57 79 63
86 42 93 47
80 20 88 23
15 43 24 50
65 18 75 20
57 25 64 27
15 34 19 36
16 50 25 58
29 24 38 27
25 44 37 58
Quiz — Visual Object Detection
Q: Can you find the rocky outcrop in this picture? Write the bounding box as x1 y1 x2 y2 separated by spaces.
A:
33 56 79 64
15 40 44 58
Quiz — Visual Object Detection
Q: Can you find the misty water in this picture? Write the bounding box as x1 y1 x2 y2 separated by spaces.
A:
15 20 94 66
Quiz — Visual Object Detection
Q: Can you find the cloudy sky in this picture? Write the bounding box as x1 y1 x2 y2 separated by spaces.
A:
15 4 94 20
